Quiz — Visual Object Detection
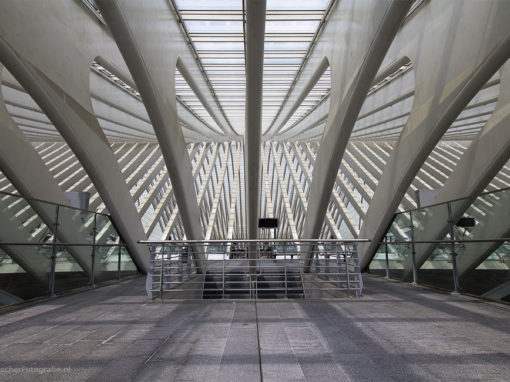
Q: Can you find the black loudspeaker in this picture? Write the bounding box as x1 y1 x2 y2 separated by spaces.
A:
258 218 278 229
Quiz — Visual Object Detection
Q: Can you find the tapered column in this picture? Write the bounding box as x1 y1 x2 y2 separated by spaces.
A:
96 1 206 253
302 1 412 266
0 38 150 272
244 0 267 240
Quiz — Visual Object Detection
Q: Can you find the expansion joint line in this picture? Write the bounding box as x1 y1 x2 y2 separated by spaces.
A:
255 300 264 382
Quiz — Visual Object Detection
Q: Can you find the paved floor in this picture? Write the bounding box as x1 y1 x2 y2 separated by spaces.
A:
0 276 510 381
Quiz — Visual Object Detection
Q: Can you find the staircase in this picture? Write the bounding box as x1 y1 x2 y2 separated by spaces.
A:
202 268 304 299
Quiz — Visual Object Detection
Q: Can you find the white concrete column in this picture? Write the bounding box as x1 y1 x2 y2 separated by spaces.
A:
96 0 206 246
244 0 266 240
0 67 111 277
0 38 150 272
358 2 510 269
302 1 412 258
401 62 510 277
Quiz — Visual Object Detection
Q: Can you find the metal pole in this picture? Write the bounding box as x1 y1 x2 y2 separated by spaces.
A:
352 243 361 298
248 242 257 278
187 245 191 275
117 242 122 280
90 213 97 288
48 205 60 297
117 240 122 280
385 235 390 278
284 264 288 298
170 247 174 286
447 202 460 294
314 246 319 274
336 244 341 290
324 243 329 281
160 245 164 299
345 247 351 298
178 245 183 282
409 212 418 285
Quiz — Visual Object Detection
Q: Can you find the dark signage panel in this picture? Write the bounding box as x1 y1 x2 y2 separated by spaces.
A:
456 217 475 228
258 218 278 229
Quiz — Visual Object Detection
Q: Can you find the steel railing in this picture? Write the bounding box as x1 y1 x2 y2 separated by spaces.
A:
139 239 367 300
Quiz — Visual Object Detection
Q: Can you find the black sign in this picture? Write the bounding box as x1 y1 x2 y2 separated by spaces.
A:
258 218 278 229
456 217 475 228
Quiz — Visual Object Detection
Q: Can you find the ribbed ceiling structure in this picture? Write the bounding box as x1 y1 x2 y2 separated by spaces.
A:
1 0 510 269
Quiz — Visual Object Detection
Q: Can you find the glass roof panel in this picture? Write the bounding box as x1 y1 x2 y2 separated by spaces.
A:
264 58 303 65
264 41 310 50
175 0 242 11
265 20 320 34
266 0 330 10
184 20 243 34
177 1 245 134
194 42 244 50
174 1 333 135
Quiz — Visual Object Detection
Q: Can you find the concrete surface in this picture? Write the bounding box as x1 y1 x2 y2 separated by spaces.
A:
0 275 510 381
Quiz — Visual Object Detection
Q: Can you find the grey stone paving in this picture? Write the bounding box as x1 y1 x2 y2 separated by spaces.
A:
0 275 510 381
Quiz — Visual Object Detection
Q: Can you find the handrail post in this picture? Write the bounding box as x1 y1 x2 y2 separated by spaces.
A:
117 240 122 280
385 235 390 278
160 245 164 299
178 245 183 282
48 205 60 297
90 213 97 288
187 244 191 275
352 243 362 297
447 202 460 294
336 244 341 290
285 263 288 298
325 244 330 281
345 243 351 298
409 212 418 285
146 244 155 299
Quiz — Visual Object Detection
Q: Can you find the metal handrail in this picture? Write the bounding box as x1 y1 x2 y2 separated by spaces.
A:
142 240 363 300
0 243 127 247
140 239 370 244
378 238 510 245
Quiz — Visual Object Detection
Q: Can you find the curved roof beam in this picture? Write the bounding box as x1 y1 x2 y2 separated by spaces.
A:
96 0 207 251
0 37 150 272
400 61 510 279
263 0 337 137
176 59 232 136
168 0 238 137
268 57 330 137
0 67 95 279
280 61 415 141
92 60 224 140
301 0 413 259
266 4 413 140
357 0 510 269
89 0 235 138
